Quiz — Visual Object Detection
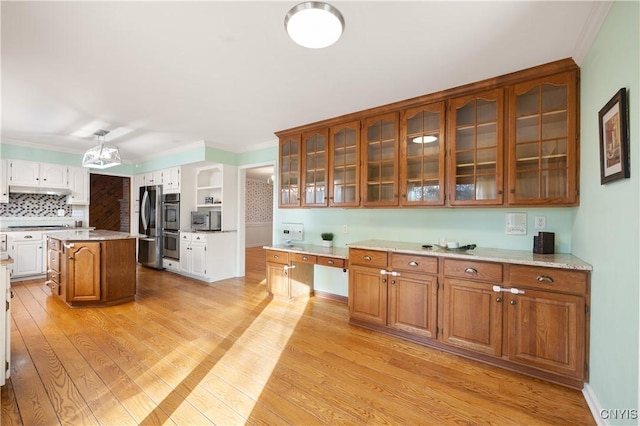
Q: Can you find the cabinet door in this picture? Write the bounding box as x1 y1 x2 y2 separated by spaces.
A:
301 129 329 207
179 240 191 274
163 167 180 192
278 134 301 207
388 272 438 338
67 166 89 205
329 121 360 207
506 289 585 379
349 265 387 325
362 113 399 207
11 240 43 277
400 102 446 206
0 159 8 203
442 278 503 356
40 163 68 188
266 262 289 298
508 72 578 205
67 242 101 302
448 89 504 206
9 160 40 186
190 242 207 277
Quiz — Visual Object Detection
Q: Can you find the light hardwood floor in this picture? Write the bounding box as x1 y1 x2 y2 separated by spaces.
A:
1 246 595 425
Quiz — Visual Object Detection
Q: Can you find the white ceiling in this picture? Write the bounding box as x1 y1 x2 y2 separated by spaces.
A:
1 1 609 164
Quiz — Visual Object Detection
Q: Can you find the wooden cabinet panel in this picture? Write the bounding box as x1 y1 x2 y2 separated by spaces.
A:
266 250 289 265
400 102 446 206
388 271 437 338
349 248 387 268
67 242 101 302
349 265 387 325
267 262 289 298
443 259 503 283
508 265 587 295
442 278 503 356
506 289 585 379
390 253 438 274
301 129 329 207
291 253 317 264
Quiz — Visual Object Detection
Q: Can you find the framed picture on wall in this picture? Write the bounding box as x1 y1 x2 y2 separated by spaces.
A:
599 88 630 184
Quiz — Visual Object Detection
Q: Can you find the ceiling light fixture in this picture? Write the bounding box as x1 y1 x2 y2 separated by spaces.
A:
285 2 344 49
82 129 122 169
412 135 438 144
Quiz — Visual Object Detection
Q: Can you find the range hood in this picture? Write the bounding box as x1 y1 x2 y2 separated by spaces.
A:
9 185 71 196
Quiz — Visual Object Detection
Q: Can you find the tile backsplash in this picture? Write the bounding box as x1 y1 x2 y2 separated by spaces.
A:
0 193 71 217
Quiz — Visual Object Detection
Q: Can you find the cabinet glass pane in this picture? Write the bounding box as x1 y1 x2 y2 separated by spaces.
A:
516 116 539 142
542 84 567 112
476 175 496 200
515 171 539 198
516 87 540 116
303 133 327 205
477 99 497 123
477 123 497 148
331 127 358 206
456 103 475 126
456 176 475 201
542 139 567 156
407 140 423 157
407 158 422 180
456 128 474 151
542 111 567 139
345 167 357 184
280 139 300 206
365 118 397 204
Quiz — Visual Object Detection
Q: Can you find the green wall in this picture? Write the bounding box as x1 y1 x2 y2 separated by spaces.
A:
574 1 639 421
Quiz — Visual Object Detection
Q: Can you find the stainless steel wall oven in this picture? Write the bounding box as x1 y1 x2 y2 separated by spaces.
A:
161 193 180 260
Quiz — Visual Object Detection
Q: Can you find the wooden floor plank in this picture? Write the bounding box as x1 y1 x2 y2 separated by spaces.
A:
1 247 595 426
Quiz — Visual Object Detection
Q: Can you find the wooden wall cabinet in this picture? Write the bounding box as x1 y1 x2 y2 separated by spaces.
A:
329 121 360 207
301 129 329 207
278 134 301 208
361 113 399 207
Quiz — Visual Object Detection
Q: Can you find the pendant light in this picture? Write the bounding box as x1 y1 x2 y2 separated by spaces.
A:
82 129 122 169
285 2 345 49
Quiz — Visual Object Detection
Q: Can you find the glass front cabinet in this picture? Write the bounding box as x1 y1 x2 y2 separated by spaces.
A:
448 89 504 206
362 113 399 207
400 102 446 206
278 134 301 208
329 121 360 207
508 71 578 205
301 129 329 207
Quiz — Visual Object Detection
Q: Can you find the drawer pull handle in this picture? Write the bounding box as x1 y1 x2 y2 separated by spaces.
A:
363 255 372 261
408 261 419 267
327 260 334 265
464 267 478 274
64 243 75 249
302 256 308 261
274 254 279 259
283 265 296 271
380 270 400 277
492 285 525 295
536 275 554 283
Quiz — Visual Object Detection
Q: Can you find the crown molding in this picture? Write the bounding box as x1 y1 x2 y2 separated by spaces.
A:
572 1 613 65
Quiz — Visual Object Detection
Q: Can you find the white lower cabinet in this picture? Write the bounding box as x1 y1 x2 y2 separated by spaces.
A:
7 232 46 279
177 231 237 282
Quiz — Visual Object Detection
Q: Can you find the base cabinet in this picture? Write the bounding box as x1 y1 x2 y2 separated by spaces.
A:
266 250 315 300
47 237 136 307
348 247 590 388
176 232 237 283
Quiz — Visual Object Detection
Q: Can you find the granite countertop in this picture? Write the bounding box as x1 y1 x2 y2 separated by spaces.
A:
46 230 136 241
264 243 349 260
347 239 592 271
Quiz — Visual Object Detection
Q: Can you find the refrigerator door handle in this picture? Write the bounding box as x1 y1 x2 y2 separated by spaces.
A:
141 189 149 232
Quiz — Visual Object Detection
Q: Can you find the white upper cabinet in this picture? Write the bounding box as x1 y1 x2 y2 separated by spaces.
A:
163 166 181 193
0 159 8 203
67 166 90 205
9 160 68 188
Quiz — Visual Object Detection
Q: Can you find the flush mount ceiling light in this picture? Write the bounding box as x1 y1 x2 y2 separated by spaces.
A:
82 129 122 169
285 1 344 49
412 135 438 144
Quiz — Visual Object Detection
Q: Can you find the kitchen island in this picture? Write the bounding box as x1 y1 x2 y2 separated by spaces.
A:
46 230 136 307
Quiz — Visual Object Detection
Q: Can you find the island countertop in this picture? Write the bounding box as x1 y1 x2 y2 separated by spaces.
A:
46 229 136 241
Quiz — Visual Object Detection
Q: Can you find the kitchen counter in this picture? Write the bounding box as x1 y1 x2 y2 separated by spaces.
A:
46 229 135 241
263 243 349 260
347 239 592 271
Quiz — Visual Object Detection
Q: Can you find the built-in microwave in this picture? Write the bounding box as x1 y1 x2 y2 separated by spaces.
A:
191 210 221 231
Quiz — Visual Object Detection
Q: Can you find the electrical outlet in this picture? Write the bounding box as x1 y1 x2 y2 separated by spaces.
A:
343 225 348 233
535 215 546 230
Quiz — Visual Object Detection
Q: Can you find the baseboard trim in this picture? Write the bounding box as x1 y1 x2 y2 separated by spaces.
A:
582 383 606 425
314 290 348 304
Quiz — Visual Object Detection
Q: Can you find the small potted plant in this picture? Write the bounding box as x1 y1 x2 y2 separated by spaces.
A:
321 232 334 248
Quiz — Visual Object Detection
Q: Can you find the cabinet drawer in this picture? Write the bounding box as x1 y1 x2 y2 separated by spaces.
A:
266 250 289 265
444 259 503 283
48 238 61 251
349 248 387 268
317 256 345 268
508 265 588 295
390 253 437 274
180 233 192 241
47 270 59 285
48 250 60 272
291 253 317 264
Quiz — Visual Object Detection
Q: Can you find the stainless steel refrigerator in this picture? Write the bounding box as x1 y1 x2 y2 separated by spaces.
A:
138 185 163 269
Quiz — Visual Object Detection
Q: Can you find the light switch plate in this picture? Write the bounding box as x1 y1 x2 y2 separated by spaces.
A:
506 213 527 235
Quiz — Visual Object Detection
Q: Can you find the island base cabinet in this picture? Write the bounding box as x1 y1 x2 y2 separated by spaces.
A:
67 242 101 302
102 239 136 303
441 278 503 357
506 290 586 380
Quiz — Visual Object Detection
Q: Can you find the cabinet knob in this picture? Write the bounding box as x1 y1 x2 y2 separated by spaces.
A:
496 297 502 303
510 300 516 305
408 261 419 267
327 260 334 265
391 280 396 285
274 254 279 259
382 278 387 283
302 256 308 261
